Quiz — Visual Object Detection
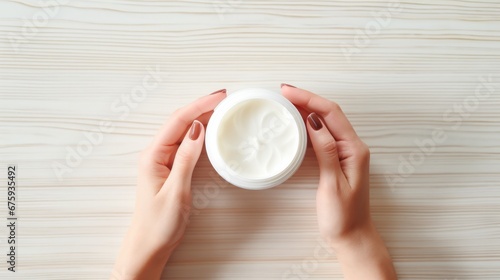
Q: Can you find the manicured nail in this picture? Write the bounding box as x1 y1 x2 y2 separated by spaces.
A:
189 121 202 140
281 83 296 88
209 89 226 95
307 113 323 131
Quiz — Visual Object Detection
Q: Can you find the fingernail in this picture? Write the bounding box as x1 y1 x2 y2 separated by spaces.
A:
189 121 202 140
281 83 296 88
307 113 323 131
209 89 226 95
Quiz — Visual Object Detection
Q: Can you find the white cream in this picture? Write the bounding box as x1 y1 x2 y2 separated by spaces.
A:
217 99 299 179
206 88 307 190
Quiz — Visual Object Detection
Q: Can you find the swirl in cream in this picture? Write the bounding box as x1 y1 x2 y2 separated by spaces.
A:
217 99 299 179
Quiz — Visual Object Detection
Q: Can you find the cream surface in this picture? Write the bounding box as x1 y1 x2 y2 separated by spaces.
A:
217 98 299 179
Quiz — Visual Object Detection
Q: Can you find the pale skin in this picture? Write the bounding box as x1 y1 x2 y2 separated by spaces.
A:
111 85 397 280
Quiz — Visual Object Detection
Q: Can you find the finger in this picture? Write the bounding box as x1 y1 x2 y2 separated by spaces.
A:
296 106 313 147
197 111 214 127
281 84 358 141
151 110 215 172
306 112 347 188
173 111 214 135
153 89 226 148
159 120 205 197
297 105 309 123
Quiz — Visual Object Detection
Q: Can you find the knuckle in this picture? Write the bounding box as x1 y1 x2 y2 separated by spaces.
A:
329 101 342 112
175 148 194 166
355 141 370 161
172 107 183 116
139 146 166 170
321 140 339 157
139 148 153 167
170 108 183 121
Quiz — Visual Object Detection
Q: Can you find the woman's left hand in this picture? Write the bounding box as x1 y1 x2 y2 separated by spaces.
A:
111 89 227 280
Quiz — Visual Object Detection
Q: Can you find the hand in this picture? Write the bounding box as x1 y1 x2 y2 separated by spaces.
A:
111 89 227 280
281 84 397 280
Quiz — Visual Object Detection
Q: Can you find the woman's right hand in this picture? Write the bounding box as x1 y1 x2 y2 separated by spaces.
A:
281 84 397 280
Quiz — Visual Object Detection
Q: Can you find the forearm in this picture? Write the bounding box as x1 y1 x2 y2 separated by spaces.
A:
334 223 397 280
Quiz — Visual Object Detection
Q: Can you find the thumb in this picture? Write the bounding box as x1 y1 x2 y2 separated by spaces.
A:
306 113 344 182
163 120 205 194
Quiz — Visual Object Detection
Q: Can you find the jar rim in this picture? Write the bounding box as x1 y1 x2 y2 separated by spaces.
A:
205 88 307 190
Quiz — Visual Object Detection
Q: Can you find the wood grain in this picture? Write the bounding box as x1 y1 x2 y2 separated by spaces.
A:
0 0 499 279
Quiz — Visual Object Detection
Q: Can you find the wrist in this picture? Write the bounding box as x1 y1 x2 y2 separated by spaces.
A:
333 221 388 263
111 228 173 280
330 221 379 254
112 249 170 280
330 221 397 280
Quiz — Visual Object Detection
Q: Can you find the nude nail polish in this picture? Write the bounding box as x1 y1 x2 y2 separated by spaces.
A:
280 83 297 88
209 89 226 95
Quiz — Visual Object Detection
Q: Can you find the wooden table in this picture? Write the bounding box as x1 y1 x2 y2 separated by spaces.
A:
1 1 499 279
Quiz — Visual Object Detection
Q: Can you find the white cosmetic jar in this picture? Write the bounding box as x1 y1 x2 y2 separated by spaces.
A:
205 88 307 190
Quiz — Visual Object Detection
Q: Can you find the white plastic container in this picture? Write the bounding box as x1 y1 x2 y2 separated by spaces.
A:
205 88 307 190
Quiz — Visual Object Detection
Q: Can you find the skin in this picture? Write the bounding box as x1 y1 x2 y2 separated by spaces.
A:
282 85 397 280
111 86 397 280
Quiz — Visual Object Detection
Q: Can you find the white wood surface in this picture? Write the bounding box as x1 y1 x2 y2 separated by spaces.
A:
1 0 500 279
